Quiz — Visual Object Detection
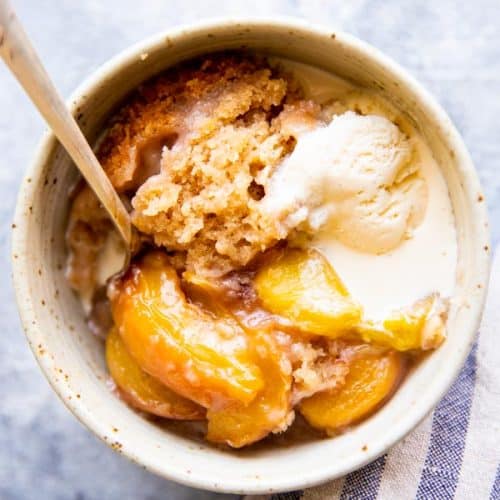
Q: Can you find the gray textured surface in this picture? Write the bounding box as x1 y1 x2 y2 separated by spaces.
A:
0 1 498 499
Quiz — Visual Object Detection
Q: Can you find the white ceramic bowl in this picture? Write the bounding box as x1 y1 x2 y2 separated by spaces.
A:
12 19 490 494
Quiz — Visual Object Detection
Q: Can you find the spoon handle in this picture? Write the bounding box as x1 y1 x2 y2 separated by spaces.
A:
0 0 132 246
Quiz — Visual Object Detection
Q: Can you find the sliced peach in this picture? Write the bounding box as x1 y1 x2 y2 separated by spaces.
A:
206 332 292 448
254 249 362 337
106 327 205 419
299 348 404 433
183 272 293 447
359 294 448 351
110 251 263 409
181 272 230 316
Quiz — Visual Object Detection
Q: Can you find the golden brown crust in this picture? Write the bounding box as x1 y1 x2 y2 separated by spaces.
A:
98 55 298 191
121 55 321 276
67 54 323 288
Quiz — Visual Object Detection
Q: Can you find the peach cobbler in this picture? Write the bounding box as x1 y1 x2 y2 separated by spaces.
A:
66 54 457 448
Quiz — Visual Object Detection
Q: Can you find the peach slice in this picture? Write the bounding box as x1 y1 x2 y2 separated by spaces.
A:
106 328 205 419
110 251 263 409
206 332 292 448
183 274 293 447
254 248 362 337
299 348 404 433
359 294 448 351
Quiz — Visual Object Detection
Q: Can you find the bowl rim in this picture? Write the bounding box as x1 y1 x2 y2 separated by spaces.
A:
11 16 491 494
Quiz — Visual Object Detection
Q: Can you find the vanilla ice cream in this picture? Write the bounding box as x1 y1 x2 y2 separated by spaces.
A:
260 111 427 254
259 57 457 322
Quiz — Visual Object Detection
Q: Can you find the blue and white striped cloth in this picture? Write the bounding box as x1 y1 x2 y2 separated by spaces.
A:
249 247 500 500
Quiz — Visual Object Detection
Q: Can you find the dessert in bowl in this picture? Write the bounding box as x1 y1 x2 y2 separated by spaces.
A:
66 52 456 446
12 20 489 493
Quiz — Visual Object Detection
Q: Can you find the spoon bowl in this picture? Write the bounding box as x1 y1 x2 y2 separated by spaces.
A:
10 19 490 493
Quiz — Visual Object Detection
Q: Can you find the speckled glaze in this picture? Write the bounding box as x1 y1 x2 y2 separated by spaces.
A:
11 19 490 494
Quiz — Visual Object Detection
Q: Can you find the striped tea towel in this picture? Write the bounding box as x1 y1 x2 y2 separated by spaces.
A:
248 246 500 500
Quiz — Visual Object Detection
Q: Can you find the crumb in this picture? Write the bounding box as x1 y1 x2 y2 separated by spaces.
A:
97 54 322 276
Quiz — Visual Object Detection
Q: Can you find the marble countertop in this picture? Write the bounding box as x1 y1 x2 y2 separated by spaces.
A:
0 1 498 499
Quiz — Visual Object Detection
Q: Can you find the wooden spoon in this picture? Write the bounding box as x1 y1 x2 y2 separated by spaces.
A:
0 0 133 268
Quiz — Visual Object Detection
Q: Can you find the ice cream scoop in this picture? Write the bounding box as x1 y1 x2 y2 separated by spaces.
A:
260 111 427 254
